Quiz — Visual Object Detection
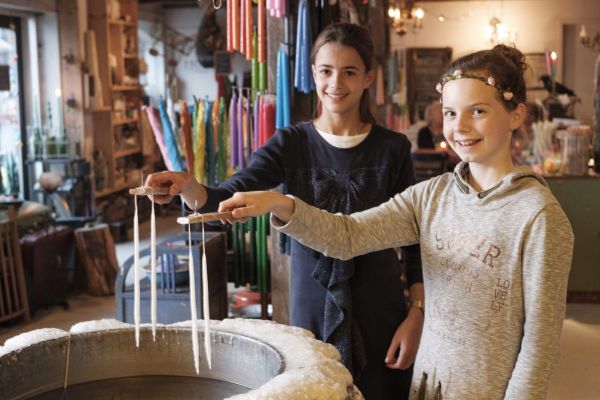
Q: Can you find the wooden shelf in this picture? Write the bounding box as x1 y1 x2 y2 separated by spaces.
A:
89 0 143 210
112 85 142 91
112 117 138 126
109 19 136 27
85 106 112 112
114 147 141 159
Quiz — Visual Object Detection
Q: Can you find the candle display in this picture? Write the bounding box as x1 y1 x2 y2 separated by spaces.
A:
231 0 240 51
246 0 253 60
205 101 216 185
216 97 228 183
226 0 232 52
237 93 244 168
159 98 184 172
239 0 246 55
252 30 259 100
258 0 266 63
194 100 206 184
294 0 315 93
276 45 291 129
544 49 552 77
180 100 194 173
144 106 172 171
229 92 238 168
550 51 558 82
246 89 253 161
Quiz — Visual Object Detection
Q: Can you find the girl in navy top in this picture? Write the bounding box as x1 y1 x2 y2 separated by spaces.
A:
147 22 423 399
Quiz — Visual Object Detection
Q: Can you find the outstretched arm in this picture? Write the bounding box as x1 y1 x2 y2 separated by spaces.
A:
219 188 421 260
145 171 207 210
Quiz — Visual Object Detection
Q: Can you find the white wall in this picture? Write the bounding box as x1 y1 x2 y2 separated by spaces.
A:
168 7 252 101
139 6 249 103
393 0 600 124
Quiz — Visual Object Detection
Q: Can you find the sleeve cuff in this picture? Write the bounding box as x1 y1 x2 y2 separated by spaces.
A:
270 195 301 232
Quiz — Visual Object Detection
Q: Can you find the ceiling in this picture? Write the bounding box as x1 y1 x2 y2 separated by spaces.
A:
138 0 459 7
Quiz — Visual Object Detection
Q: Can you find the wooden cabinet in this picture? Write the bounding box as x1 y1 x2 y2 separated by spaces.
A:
85 0 144 199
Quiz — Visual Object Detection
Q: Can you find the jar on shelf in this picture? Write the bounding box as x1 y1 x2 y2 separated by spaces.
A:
561 125 592 176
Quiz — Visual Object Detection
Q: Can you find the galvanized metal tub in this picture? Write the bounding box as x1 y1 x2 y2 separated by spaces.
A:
0 319 363 400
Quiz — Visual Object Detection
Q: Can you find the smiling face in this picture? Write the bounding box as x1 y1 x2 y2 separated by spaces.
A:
312 43 374 120
441 78 525 170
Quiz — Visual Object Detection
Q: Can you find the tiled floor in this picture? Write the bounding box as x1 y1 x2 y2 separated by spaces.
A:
1 215 599 399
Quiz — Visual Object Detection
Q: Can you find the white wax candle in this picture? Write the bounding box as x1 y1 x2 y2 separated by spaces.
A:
133 195 140 347
188 223 200 374
201 218 212 369
151 200 157 340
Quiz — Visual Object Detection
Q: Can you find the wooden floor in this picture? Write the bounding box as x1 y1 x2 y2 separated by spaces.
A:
0 214 598 399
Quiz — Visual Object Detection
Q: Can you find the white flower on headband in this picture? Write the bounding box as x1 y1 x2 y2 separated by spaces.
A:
452 69 462 77
436 82 443 93
503 92 514 101
487 76 496 87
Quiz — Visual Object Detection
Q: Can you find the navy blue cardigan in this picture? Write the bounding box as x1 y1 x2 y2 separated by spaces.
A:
202 122 422 399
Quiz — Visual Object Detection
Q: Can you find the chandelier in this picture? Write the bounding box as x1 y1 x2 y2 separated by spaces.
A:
387 0 425 36
484 16 517 45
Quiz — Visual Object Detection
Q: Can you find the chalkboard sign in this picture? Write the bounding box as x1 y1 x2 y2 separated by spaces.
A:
214 51 231 76
407 48 452 123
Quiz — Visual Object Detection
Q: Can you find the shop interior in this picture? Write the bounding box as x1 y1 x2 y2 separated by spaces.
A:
0 0 599 398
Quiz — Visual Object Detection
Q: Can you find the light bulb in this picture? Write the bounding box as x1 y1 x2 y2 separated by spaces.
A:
413 8 425 20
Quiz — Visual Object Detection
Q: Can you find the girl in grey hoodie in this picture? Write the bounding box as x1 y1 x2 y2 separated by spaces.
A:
218 45 574 400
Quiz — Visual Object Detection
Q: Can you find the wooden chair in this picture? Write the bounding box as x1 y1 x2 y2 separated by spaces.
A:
0 206 30 324
411 150 449 183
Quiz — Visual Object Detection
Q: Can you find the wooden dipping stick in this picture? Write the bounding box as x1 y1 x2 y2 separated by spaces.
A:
177 211 234 224
129 187 170 196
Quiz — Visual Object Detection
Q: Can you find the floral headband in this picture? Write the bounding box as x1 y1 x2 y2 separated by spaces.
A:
436 69 514 102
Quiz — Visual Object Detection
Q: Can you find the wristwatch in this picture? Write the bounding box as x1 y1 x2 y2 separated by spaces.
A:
410 299 425 314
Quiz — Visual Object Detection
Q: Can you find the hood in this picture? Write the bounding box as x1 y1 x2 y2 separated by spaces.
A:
452 161 548 209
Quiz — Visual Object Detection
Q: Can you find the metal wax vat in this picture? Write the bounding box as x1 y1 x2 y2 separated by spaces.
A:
0 326 282 399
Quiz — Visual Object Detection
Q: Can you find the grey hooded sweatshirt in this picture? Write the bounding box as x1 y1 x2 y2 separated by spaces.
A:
273 162 574 400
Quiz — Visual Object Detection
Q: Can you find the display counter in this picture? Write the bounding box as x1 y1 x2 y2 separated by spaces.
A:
545 174 600 300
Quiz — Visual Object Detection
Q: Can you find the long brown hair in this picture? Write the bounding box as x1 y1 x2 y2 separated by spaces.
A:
310 22 376 124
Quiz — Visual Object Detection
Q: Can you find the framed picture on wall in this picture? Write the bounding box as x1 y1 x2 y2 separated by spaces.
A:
524 53 547 90
406 47 453 123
